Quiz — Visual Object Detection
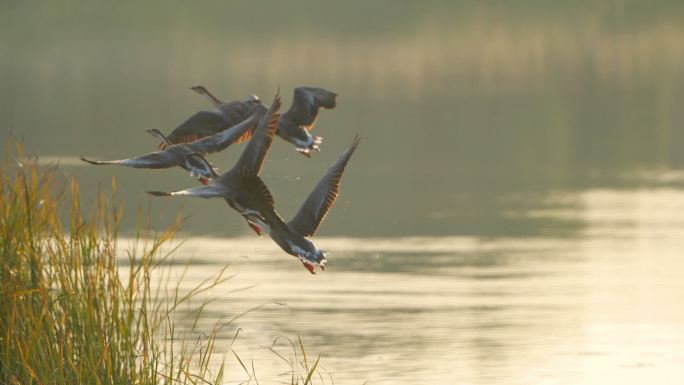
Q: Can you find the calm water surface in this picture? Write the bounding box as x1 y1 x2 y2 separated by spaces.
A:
141 178 684 385
3 1 684 383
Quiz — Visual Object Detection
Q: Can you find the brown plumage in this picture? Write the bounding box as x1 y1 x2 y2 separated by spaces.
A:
80 109 266 184
146 91 282 234
255 135 361 273
159 88 263 149
191 85 337 156
287 134 360 236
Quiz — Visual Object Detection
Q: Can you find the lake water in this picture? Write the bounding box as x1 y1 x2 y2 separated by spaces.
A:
2 1 684 384
149 182 684 385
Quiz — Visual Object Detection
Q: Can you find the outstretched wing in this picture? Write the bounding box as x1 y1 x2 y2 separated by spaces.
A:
184 106 265 154
165 110 231 147
80 151 177 169
217 100 264 144
189 86 265 145
146 184 228 198
288 135 360 237
239 167 275 207
231 91 281 175
284 87 337 130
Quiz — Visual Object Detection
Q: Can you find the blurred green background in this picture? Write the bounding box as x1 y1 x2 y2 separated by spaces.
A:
2 0 683 238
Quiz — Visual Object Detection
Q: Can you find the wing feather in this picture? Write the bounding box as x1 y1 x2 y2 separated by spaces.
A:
80 151 177 169
288 135 360 237
231 91 281 175
166 110 231 146
185 109 263 154
284 87 337 130
146 184 228 198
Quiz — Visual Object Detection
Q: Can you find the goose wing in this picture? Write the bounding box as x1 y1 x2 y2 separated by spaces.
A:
288 135 360 237
80 151 178 169
217 100 264 144
146 183 229 198
165 110 232 146
189 85 265 145
231 91 281 175
283 87 337 130
185 108 265 154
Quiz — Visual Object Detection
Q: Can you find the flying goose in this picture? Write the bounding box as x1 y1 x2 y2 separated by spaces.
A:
146 91 282 235
80 106 267 184
159 89 263 149
192 85 337 156
278 86 337 157
249 135 361 273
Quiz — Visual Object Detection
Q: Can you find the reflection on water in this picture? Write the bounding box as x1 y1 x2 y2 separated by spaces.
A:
140 184 684 384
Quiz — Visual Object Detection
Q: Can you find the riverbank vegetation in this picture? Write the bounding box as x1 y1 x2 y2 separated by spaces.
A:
0 142 321 384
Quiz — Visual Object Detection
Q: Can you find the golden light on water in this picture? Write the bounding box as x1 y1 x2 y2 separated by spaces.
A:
116 180 684 384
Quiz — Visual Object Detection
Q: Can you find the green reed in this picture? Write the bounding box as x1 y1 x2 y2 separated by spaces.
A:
0 141 325 385
0 141 228 385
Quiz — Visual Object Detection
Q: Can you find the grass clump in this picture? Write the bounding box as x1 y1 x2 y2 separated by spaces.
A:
0 143 226 384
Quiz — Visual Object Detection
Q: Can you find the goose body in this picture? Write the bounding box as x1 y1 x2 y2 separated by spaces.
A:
278 86 337 157
146 91 282 234
161 87 263 148
261 135 361 273
192 85 337 156
80 107 266 184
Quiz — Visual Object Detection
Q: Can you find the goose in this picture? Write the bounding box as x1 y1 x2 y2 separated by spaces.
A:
260 135 360 273
278 86 337 157
192 85 337 156
80 105 267 184
146 91 282 235
159 89 263 149
214 135 361 274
